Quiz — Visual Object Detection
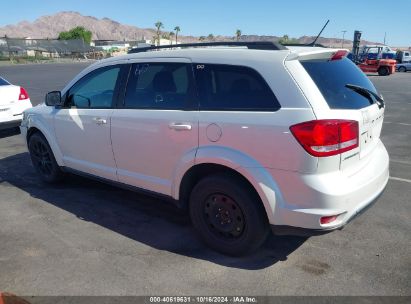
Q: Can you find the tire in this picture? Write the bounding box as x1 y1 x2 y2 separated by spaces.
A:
189 174 269 256
378 66 390 76
398 66 406 72
28 132 64 183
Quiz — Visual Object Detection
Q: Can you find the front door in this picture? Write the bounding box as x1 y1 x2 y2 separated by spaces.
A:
54 64 124 180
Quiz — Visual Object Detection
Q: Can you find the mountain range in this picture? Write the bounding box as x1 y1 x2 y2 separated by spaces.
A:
0 11 382 47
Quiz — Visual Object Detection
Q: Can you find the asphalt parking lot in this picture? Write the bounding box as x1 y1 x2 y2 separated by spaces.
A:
0 63 410 296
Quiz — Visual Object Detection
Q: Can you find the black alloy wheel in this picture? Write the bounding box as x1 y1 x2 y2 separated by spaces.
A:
28 133 64 183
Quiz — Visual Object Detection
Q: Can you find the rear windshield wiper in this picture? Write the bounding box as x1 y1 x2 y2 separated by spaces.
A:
345 84 385 109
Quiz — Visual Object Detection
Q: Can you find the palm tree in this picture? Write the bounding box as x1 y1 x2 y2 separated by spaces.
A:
169 32 175 45
207 34 215 42
236 29 242 41
154 21 164 46
174 26 181 44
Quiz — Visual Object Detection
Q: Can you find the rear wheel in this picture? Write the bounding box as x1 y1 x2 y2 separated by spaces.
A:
28 133 64 183
189 174 269 256
378 66 390 76
398 66 406 72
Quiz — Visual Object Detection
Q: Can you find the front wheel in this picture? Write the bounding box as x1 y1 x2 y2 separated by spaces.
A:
378 66 390 76
398 66 406 72
189 174 269 256
28 132 64 183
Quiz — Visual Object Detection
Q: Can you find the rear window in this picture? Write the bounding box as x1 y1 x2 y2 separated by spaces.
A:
301 58 378 109
0 77 10 86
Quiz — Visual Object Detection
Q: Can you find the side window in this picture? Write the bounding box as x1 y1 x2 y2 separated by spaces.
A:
194 64 280 111
68 66 120 109
124 62 193 110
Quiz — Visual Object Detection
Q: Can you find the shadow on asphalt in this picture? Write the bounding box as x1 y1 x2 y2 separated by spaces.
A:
0 127 20 139
0 152 306 270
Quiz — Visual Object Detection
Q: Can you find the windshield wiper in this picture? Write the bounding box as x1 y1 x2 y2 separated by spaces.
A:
345 84 385 109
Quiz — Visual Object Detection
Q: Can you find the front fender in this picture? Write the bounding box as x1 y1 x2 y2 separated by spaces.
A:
26 113 64 166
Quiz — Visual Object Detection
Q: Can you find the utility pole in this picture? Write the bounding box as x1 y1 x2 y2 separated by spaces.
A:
341 30 347 48
383 32 386 45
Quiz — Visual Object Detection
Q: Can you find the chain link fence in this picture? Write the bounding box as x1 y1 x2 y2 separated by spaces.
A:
0 37 102 63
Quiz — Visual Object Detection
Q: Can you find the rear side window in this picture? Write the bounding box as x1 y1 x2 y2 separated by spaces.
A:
124 62 194 110
0 77 10 86
194 64 280 111
301 58 378 109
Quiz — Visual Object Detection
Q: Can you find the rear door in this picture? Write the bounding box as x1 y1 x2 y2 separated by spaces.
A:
299 56 385 170
110 58 198 196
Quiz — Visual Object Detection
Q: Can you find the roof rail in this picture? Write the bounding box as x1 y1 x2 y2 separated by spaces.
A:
128 41 287 53
283 43 327 48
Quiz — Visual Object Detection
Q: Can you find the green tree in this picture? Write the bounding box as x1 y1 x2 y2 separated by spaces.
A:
58 26 92 44
199 36 206 42
207 34 215 41
154 21 164 46
235 29 242 41
278 34 299 45
174 26 181 44
279 34 289 44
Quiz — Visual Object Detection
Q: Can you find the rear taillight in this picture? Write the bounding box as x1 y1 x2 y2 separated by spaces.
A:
290 119 359 157
19 87 29 100
330 50 348 61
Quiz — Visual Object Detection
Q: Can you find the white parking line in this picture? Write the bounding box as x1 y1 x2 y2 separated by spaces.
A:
384 121 411 126
390 159 411 166
389 176 411 184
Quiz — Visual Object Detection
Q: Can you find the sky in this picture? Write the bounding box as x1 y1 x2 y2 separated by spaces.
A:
1 0 410 46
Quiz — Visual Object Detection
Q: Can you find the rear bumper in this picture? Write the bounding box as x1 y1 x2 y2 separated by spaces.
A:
0 118 21 130
267 140 389 232
270 186 385 237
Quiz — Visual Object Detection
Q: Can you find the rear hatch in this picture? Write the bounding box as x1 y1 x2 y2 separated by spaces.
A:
296 52 385 170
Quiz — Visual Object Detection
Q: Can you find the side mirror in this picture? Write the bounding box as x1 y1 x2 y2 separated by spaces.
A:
45 91 63 107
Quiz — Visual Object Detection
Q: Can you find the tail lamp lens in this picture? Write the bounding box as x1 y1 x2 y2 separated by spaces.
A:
290 120 359 157
19 87 29 100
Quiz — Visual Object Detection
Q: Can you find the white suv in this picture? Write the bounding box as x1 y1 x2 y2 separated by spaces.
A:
20 42 389 256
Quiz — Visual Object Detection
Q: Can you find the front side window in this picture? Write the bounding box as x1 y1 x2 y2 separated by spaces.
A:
194 64 280 111
124 62 193 110
67 65 120 108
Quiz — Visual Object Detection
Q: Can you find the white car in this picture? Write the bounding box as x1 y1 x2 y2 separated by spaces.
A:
0 76 32 130
20 42 389 255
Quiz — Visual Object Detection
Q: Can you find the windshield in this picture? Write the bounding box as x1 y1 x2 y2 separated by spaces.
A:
0 77 11 86
301 58 379 109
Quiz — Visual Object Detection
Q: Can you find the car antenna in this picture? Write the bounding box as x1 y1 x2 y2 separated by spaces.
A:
307 20 330 47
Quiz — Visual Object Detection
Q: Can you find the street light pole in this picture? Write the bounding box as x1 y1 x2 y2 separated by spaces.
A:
342 30 347 48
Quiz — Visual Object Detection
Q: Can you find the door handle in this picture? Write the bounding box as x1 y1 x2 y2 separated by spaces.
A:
169 123 192 131
93 117 107 125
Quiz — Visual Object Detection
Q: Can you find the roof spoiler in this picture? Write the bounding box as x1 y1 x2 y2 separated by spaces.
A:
286 49 349 61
